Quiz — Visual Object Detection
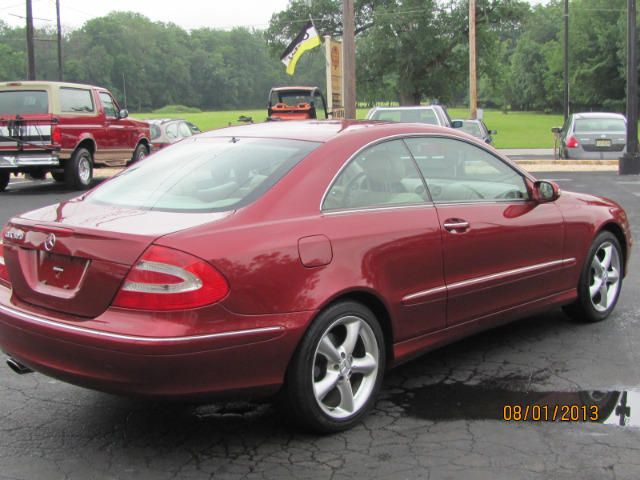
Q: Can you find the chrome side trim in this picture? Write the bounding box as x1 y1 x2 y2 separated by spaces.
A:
0 303 282 343
448 259 570 291
324 203 433 216
402 286 447 303
402 258 575 303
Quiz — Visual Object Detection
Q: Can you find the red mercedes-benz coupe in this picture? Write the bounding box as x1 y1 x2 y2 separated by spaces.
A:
0 120 631 432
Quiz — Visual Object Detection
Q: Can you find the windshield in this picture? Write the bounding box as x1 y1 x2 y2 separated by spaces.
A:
0 90 48 115
87 137 320 213
460 122 482 136
273 91 312 106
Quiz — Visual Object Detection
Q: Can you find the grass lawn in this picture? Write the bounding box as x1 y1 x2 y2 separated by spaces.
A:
135 107 566 149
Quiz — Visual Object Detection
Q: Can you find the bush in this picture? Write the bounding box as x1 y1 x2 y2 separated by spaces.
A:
153 105 202 114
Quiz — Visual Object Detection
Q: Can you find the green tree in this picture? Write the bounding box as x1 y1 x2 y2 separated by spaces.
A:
267 0 530 105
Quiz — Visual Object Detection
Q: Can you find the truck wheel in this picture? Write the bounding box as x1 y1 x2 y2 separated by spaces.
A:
65 148 93 190
128 143 149 166
0 171 9 192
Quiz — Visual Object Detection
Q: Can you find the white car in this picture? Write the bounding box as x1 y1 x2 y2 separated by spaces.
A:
365 105 462 128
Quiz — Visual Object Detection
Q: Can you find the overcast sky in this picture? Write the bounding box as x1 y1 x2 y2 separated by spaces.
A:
2 0 292 31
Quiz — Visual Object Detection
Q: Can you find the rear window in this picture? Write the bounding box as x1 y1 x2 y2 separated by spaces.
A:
369 108 440 125
86 137 320 213
574 118 626 133
0 90 48 115
60 87 94 113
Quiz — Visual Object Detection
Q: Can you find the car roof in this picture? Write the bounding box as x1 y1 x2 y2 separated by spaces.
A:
272 86 317 91
0 80 105 90
198 119 459 143
144 118 185 124
369 105 442 110
572 112 626 120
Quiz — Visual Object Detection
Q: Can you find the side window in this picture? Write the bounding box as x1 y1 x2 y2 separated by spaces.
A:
60 88 94 113
99 92 118 118
166 122 179 140
178 121 193 138
322 139 426 210
404 137 529 202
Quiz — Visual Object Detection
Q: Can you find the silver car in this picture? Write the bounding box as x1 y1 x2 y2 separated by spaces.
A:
454 118 496 145
145 118 201 151
552 112 627 160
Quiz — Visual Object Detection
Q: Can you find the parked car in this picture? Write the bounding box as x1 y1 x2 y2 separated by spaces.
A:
0 81 151 190
366 105 462 128
454 118 496 145
145 118 201 150
0 120 630 433
552 112 627 160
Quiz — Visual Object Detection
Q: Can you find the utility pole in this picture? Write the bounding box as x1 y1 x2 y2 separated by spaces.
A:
564 0 569 120
469 0 477 119
619 0 640 174
342 0 356 119
26 0 36 80
56 0 63 81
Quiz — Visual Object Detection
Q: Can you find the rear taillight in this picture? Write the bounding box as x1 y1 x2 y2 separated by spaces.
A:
0 226 10 286
51 125 61 145
566 135 580 148
112 246 229 310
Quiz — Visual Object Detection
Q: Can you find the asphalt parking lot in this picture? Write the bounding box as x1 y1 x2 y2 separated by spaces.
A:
0 166 639 480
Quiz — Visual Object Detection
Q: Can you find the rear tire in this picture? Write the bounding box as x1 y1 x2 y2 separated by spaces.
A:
282 300 385 433
65 148 93 190
563 231 623 323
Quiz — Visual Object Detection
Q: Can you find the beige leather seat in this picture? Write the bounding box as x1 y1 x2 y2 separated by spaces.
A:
350 151 422 207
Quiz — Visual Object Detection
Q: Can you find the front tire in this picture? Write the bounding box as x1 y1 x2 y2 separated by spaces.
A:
65 148 93 190
283 300 385 433
564 231 623 323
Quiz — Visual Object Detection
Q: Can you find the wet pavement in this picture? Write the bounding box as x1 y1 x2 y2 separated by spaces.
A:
0 170 639 479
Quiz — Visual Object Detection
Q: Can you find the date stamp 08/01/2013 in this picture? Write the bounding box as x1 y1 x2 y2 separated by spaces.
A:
503 404 599 422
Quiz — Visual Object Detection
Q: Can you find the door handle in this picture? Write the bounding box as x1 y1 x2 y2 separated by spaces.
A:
443 218 470 233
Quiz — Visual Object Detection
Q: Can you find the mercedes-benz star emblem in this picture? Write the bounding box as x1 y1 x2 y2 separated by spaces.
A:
44 233 56 252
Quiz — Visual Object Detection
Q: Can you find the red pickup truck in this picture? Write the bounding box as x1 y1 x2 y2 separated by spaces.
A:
0 81 151 190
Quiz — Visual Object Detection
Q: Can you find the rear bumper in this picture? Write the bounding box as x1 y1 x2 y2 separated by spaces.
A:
565 148 625 160
0 153 60 167
0 291 312 399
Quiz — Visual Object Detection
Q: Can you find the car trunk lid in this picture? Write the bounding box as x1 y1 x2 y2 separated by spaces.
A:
2 200 232 318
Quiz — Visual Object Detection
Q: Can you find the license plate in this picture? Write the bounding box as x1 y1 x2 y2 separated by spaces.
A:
596 139 611 147
37 251 89 290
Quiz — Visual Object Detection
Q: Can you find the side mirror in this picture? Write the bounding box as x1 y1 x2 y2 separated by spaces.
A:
532 180 560 203
451 120 463 128
551 127 561 134
489 130 497 135
118 109 129 119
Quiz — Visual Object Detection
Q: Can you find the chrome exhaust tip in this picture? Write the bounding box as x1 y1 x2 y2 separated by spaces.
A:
6 357 33 375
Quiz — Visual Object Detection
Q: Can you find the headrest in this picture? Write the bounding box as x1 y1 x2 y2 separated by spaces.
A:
363 151 405 184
